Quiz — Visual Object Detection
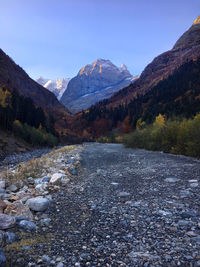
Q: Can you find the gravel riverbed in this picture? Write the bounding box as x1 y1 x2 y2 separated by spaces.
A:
3 143 200 266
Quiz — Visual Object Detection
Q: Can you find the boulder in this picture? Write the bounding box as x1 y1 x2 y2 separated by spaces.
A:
26 197 50 212
0 214 16 230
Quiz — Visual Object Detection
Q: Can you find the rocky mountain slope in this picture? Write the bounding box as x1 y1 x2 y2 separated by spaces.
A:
104 16 200 108
36 77 70 100
61 59 133 113
0 49 66 112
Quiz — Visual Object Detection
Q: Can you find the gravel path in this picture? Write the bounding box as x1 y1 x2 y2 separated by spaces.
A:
6 143 200 266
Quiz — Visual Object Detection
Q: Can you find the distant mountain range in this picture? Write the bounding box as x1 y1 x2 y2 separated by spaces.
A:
60 59 135 113
36 77 70 100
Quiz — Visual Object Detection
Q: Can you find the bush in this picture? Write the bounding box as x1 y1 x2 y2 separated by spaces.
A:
13 121 58 147
123 114 200 158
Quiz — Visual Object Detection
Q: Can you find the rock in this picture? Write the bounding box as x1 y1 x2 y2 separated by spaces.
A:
0 214 16 229
18 220 37 231
34 178 43 185
42 255 51 262
0 189 6 194
56 263 64 267
0 181 5 189
7 184 18 192
5 231 17 244
0 231 5 246
26 197 50 212
42 177 50 183
177 220 190 227
118 192 130 197
0 199 7 214
15 215 27 222
27 177 35 185
0 249 6 267
186 231 198 237
35 183 48 192
181 210 197 218
50 173 65 184
40 218 51 226
164 177 180 183
70 168 77 175
4 201 33 221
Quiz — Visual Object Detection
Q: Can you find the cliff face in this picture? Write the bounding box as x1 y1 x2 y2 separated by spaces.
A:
105 16 200 107
61 59 133 113
0 49 67 111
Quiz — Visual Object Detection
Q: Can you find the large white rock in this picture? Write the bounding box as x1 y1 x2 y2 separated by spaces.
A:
50 173 66 184
26 197 50 212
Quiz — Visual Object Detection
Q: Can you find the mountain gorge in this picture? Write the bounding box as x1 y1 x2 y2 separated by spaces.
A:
61 59 134 113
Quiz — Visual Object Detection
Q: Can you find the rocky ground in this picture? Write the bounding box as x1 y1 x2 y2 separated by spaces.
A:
0 143 200 266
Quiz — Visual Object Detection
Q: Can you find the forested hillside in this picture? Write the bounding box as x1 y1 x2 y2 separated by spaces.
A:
0 88 58 146
80 59 200 137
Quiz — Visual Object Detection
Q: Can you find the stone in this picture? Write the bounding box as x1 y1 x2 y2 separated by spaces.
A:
0 214 16 229
27 177 35 185
181 210 197 218
42 177 50 183
0 181 5 189
15 215 27 222
50 173 65 184
5 231 17 244
164 177 180 183
40 218 51 226
118 192 130 197
0 199 7 214
42 255 51 262
0 231 5 246
35 183 48 192
56 263 64 267
18 220 37 231
26 197 50 212
7 184 18 193
4 201 33 221
0 249 6 267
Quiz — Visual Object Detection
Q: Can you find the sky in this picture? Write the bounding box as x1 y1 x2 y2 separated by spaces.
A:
0 0 200 80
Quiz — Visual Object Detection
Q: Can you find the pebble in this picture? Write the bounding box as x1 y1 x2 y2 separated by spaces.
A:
18 220 37 232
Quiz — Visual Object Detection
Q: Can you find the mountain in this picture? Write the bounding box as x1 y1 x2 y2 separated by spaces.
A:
36 77 70 100
0 49 66 112
103 16 200 108
75 16 200 137
61 59 133 113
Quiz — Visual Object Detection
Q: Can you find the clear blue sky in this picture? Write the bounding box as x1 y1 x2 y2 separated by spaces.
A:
1 0 199 79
